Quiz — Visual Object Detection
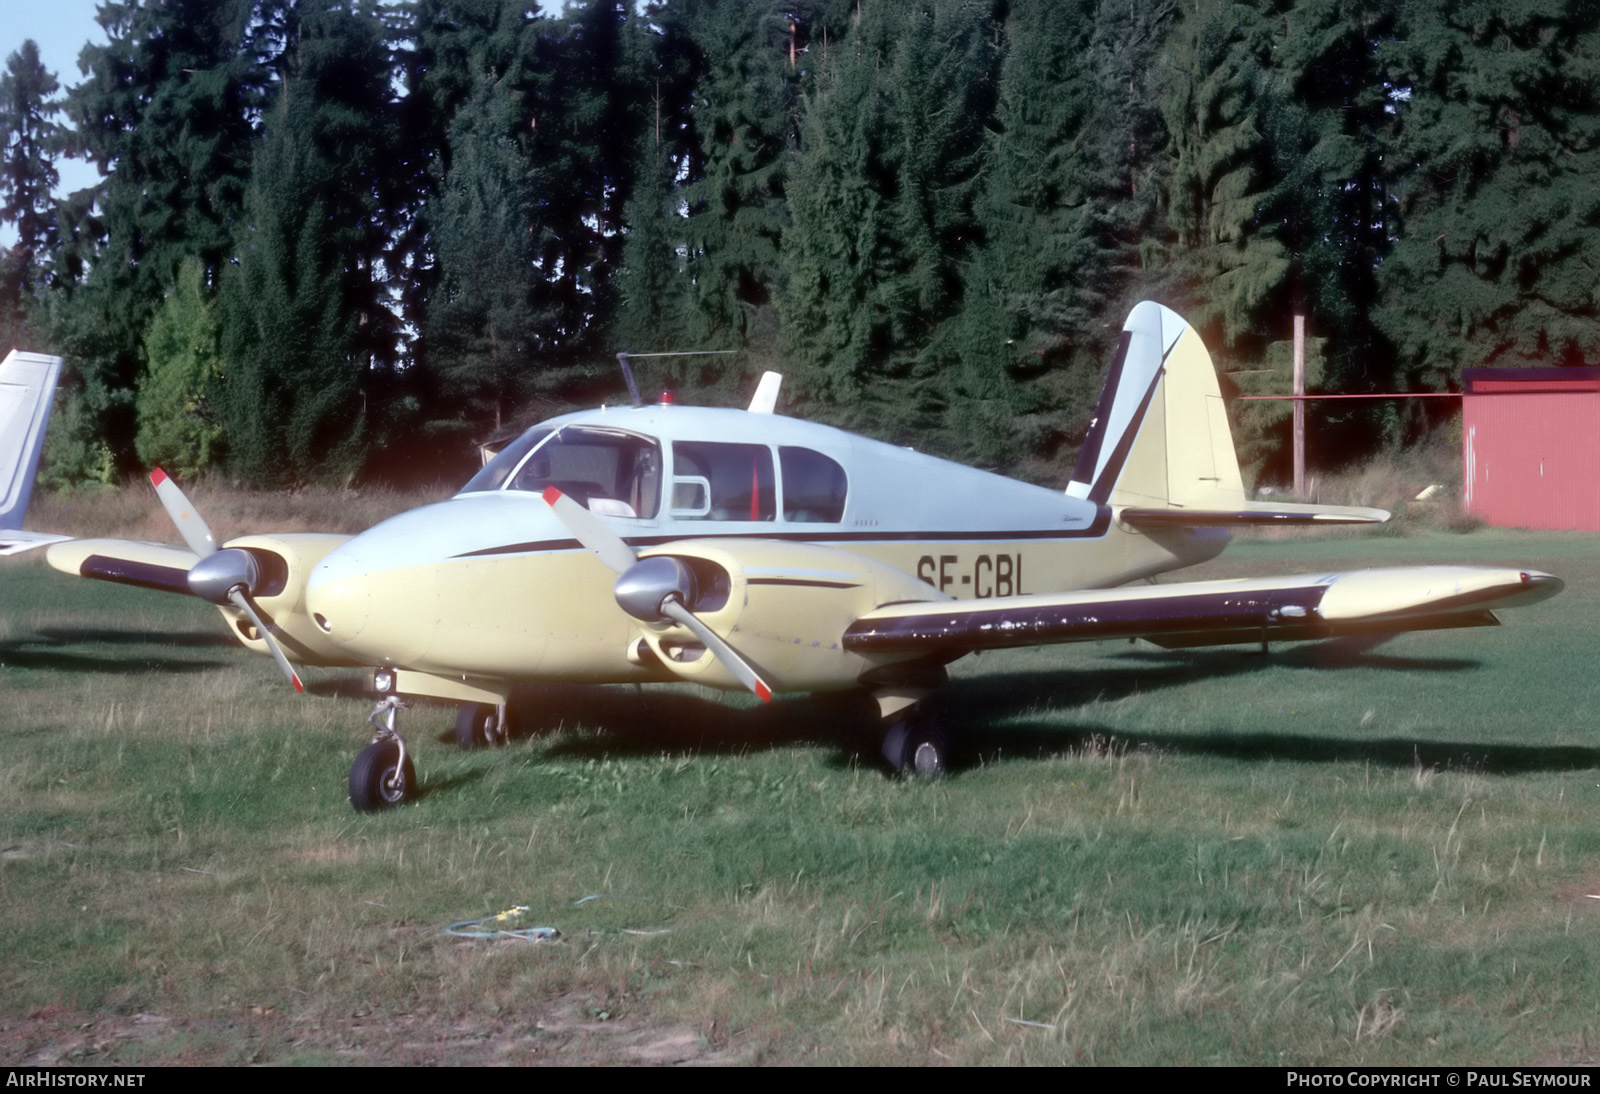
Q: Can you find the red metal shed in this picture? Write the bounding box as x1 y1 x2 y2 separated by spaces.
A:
1462 367 1600 531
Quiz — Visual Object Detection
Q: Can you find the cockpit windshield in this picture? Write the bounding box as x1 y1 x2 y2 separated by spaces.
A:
459 426 661 519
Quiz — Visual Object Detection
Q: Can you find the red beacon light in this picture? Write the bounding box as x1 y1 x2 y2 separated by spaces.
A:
656 390 677 405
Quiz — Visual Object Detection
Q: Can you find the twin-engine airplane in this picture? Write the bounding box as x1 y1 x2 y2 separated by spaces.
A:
18 304 1562 811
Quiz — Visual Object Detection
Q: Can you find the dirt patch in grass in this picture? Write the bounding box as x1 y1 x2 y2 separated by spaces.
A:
4 993 767 1066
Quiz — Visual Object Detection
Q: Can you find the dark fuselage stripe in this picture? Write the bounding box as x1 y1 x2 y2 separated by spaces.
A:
745 578 861 589
453 510 1114 560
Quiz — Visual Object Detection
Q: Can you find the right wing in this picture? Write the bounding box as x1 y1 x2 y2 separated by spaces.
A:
843 566 1562 655
45 538 200 594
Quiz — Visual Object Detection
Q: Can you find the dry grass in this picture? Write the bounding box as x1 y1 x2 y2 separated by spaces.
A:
1255 432 1482 536
26 479 453 542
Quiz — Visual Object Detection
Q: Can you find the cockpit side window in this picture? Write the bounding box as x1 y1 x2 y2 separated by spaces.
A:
459 427 661 519
779 447 848 522
671 442 775 521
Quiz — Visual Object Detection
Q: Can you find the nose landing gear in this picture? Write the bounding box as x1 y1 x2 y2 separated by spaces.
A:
350 696 415 811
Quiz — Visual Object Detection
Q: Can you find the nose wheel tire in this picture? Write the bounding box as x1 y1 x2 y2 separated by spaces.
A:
455 702 508 750
349 739 415 811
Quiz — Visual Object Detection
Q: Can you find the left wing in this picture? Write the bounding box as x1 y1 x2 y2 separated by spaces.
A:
843 567 1562 654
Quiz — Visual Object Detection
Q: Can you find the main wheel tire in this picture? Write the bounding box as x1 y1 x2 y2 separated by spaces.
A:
902 722 949 778
881 716 950 779
349 740 415 812
455 702 507 750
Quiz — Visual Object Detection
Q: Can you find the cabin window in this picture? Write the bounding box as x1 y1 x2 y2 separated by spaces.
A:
460 426 661 519
670 442 775 521
779 447 848 523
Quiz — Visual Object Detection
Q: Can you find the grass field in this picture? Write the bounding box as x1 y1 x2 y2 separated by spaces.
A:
2 524 1598 1065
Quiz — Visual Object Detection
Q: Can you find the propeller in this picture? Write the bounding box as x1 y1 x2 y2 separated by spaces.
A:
150 468 303 693
542 487 772 702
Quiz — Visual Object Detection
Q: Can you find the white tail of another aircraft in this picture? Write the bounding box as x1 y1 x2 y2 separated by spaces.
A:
0 349 67 555
1068 301 1386 527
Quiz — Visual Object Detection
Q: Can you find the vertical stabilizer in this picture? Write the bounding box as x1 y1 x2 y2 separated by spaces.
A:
1068 302 1385 526
1067 302 1244 509
0 349 66 553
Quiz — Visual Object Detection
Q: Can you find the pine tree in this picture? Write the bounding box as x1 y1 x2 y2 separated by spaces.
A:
53 0 265 468
1377 0 1600 385
779 0 1000 441
398 0 546 364
136 258 223 477
0 40 63 351
427 73 549 428
931 0 1104 468
1158 2 1287 351
220 0 397 485
523 0 637 360
0 40 63 293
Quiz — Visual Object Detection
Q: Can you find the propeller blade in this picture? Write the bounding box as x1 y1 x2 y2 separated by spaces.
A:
150 468 217 558
542 487 637 574
227 588 304 693
659 598 772 703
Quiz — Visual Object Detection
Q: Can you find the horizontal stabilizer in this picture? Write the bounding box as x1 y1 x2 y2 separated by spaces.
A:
1121 502 1389 528
0 528 70 556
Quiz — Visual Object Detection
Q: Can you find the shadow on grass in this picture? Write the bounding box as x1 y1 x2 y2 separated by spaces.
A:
0 646 230 675
0 626 238 675
459 635 1598 778
30 627 236 649
967 724 1600 776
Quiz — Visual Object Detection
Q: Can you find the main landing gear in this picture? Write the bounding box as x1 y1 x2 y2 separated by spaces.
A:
880 711 950 778
350 696 415 812
454 701 509 750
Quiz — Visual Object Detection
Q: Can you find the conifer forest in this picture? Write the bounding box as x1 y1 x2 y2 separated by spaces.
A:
2 0 1596 489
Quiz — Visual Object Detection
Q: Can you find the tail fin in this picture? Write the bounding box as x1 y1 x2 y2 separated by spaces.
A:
0 349 68 555
1067 302 1386 526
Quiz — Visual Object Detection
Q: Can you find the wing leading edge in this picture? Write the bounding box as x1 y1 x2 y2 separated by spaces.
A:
842 567 1562 654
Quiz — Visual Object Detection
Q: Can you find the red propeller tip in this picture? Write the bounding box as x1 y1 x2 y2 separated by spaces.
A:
150 468 168 486
541 486 564 505
755 681 772 703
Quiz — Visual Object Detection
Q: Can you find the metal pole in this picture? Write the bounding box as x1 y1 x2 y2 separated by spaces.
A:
1293 314 1305 498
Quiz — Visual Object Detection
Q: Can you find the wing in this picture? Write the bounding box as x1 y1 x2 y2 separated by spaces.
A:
45 538 201 593
0 529 70 556
843 566 1563 654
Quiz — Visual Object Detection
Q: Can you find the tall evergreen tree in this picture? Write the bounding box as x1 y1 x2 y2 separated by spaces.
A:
136 257 223 477
0 41 63 291
220 0 397 485
1158 2 1286 352
932 0 1104 468
523 0 637 357
427 72 548 428
779 0 1000 441
54 0 265 466
398 0 546 367
1377 0 1600 386
0 40 63 350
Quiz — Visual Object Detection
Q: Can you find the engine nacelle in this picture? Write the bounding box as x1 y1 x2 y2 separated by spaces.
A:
220 533 361 666
631 539 943 694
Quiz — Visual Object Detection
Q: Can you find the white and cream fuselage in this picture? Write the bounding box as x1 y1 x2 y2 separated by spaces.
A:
302 402 1221 704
